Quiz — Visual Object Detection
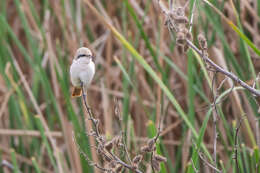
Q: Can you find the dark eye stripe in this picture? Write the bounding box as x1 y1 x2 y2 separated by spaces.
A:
77 54 92 59
77 54 87 59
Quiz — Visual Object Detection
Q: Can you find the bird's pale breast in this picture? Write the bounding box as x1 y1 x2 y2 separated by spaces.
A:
70 58 95 88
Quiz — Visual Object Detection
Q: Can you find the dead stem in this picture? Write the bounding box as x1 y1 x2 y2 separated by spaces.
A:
198 153 222 173
80 83 143 173
186 39 260 97
212 72 218 172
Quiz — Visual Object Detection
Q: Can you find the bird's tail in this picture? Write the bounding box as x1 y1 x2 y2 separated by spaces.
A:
71 87 82 98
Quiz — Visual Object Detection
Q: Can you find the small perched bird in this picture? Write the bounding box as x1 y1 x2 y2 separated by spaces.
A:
70 47 95 97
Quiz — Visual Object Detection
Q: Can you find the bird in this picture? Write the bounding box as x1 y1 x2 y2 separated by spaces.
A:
70 47 95 97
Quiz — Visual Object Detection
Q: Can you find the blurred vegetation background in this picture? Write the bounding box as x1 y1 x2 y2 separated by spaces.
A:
0 0 260 172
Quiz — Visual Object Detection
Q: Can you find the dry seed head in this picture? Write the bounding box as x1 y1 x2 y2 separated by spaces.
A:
133 154 143 164
151 158 161 172
147 138 156 149
112 135 122 148
186 31 193 41
140 145 151 153
154 154 167 163
184 45 189 52
108 160 117 169
198 34 207 50
175 7 185 16
176 32 186 45
173 16 189 25
105 140 114 152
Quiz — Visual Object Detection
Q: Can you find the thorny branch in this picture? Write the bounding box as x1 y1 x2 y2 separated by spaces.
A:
186 39 260 97
150 109 166 171
79 83 143 173
73 134 110 172
77 83 167 172
198 152 222 173
81 82 100 138
114 98 132 164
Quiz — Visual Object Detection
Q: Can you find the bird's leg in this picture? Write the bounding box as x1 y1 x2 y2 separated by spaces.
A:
81 81 93 120
81 81 89 112
81 81 86 98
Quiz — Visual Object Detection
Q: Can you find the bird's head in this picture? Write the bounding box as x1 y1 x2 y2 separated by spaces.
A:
74 47 93 63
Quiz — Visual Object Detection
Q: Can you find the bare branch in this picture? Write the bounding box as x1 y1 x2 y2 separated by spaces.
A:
212 72 218 172
80 84 143 173
199 152 222 173
73 132 109 172
186 39 260 97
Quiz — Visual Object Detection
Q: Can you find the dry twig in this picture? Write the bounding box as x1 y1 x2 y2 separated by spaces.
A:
198 152 222 173
78 83 143 173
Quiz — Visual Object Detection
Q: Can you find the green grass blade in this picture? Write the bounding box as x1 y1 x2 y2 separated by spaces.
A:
10 149 19 173
187 108 212 173
31 157 42 173
125 0 163 74
203 0 260 56
35 116 58 172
